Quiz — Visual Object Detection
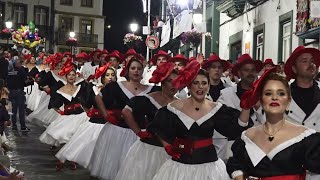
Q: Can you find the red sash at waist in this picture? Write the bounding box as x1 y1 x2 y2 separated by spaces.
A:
87 108 103 118
172 138 213 155
106 109 123 125
258 174 305 180
64 103 81 114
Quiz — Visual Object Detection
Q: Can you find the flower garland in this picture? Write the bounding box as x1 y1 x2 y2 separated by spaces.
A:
123 33 143 49
180 29 212 47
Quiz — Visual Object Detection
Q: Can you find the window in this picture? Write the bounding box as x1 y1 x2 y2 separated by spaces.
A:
13 4 26 25
60 17 73 32
80 19 93 34
34 7 48 26
255 32 263 60
230 41 242 63
81 0 93 7
282 22 291 62
60 0 72 6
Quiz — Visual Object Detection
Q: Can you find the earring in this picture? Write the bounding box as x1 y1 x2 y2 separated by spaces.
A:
187 92 191 96
285 110 289 115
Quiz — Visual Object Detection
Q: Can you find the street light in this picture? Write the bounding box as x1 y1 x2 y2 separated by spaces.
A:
69 31 75 38
130 23 138 33
5 21 12 29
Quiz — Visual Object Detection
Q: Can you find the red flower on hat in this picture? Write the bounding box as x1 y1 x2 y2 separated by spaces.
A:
149 62 175 84
94 62 112 79
240 67 277 110
58 61 74 76
172 61 200 89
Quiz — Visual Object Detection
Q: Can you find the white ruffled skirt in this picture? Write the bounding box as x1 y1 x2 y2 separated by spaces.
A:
115 140 169 180
27 94 60 127
153 159 229 180
55 121 104 167
88 123 138 180
25 83 42 111
39 112 89 146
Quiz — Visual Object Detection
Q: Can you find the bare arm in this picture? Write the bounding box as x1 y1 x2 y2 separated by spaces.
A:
122 108 140 134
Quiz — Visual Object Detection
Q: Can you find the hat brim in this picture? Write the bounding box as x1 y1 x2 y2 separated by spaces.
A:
202 59 229 71
284 48 320 80
232 60 263 76
149 63 175 83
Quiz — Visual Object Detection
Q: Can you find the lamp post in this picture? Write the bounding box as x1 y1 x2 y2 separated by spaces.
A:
5 21 12 47
69 31 75 54
130 23 138 34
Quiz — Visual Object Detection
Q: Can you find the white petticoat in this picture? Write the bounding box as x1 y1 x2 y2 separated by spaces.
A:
25 83 43 111
39 112 89 146
55 121 104 167
27 94 60 127
153 159 229 180
88 123 138 180
115 140 169 180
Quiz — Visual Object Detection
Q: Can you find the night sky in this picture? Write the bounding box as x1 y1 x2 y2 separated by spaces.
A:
103 0 160 54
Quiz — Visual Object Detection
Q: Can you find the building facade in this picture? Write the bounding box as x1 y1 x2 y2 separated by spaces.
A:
217 0 320 64
0 0 104 54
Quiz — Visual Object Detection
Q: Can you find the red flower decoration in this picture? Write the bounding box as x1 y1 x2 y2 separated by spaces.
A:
58 62 74 76
240 67 277 110
94 62 112 79
149 62 175 84
172 61 200 89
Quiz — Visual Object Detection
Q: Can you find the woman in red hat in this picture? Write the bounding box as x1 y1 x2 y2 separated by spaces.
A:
88 57 157 180
227 68 320 180
39 62 90 170
149 61 251 180
105 50 126 82
116 62 178 180
55 63 117 170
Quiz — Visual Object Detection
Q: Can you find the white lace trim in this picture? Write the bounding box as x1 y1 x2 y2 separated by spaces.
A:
56 85 81 102
231 170 244 179
124 105 132 112
242 128 316 167
167 102 223 130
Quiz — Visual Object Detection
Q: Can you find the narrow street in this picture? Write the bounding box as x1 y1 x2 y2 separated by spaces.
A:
5 122 90 180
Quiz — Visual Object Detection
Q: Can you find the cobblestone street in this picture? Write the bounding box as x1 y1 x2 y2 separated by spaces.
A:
5 122 90 180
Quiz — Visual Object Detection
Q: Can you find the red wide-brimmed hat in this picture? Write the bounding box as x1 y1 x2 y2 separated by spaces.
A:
105 50 121 62
23 54 32 63
148 50 171 65
149 62 175 84
172 60 200 89
97 49 109 59
123 49 145 63
120 58 144 77
89 49 102 59
168 54 189 65
94 62 112 79
232 54 263 76
263 58 275 67
58 61 74 76
284 46 320 80
75 52 89 61
54 52 63 61
240 67 277 110
201 54 229 71
63 52 72 57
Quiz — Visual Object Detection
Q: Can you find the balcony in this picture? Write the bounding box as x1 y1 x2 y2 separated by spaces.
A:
216 0 246 18
56 31 98 48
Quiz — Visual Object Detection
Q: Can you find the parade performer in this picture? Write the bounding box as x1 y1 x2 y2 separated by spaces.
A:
115 62 178 180
149 61 251 180
39 61 89 152
55 63 117 169
141 50 170 85
283 46 320 180
88 57 155 180
227 67 320 180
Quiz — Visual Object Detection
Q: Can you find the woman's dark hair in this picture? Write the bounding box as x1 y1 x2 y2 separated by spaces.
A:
124 57 144 81
101 67 117 84
65 69 77 78
259 72 291 98
196 68 210 82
